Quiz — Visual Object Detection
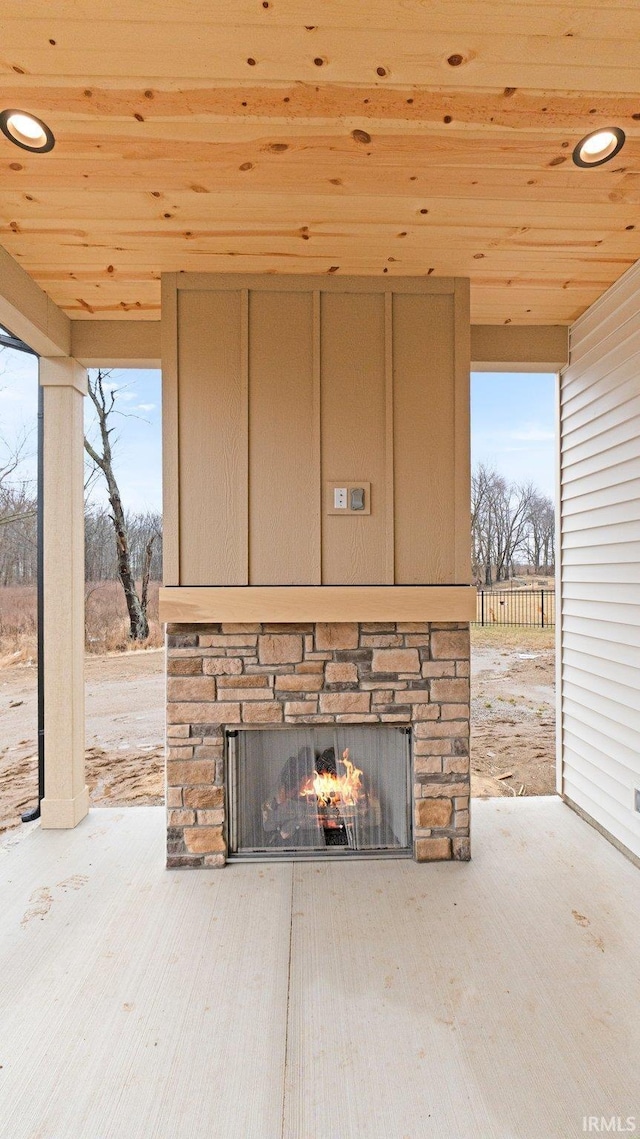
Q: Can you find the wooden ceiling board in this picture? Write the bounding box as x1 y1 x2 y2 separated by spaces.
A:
3 120 638 161
2 27 640 92
4 160 639 209
5 84 640 132
5 0 640 36
1 2 640 324
2 220 636 257
3 190 638 227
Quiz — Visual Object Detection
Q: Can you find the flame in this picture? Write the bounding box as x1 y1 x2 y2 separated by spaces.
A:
300 748 364 808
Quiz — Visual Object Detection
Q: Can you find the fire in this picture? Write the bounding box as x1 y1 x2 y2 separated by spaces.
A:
300 748 364 808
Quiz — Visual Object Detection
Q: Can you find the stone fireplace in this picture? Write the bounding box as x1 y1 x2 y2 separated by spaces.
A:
166 620 470 867
160 274 476 867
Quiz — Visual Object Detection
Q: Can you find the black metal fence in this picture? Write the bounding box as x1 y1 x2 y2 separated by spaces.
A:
475 589 555 628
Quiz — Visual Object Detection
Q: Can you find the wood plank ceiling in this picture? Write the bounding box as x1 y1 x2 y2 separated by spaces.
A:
1 1 639 324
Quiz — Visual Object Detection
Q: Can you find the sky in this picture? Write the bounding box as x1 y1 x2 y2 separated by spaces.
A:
84 370 162 513
471 372 557 500
0 345 162 512
1 342 557 511
0 343 39 493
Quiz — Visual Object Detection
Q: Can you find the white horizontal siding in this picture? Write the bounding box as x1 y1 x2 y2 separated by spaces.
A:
563 689 640 755
563 542 640 568
562 582 640 605
561 439 640 489
562 563 640 584
562 641 637 675
562 324 640 400
563 374 640 439
563 629 640 669
563 728 634 808
562 480 640 518
570 258 640 353
563 612 640 650
561 259 640 861
563 773 640 858
563 404 640 464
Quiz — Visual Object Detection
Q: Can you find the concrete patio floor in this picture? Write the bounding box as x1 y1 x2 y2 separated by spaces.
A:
0 798 638 1139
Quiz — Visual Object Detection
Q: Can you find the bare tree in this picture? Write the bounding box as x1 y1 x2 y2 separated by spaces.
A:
472 462 554 585
526 492 555 574
0 424 37 583
0 351 163 599
472 465 505 585
84 505 162 584
525 491 555 573
0 487 37 583
493 479 536 582
84 370 153 641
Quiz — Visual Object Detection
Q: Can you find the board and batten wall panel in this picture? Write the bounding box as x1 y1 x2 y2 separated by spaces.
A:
177 288 248 585
165 275 470 589
393 293 456 583
321 292 389 584
248 290 319 584
560 259 640 862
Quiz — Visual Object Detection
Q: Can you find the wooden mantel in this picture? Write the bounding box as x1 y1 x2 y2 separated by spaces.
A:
159 585 476 624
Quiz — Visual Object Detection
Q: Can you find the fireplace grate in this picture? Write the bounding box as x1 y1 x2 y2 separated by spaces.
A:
226 725 412 861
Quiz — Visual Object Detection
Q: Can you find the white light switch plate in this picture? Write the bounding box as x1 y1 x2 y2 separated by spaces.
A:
326 481 371 515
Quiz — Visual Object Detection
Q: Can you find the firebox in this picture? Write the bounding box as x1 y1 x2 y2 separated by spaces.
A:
227 726 411 858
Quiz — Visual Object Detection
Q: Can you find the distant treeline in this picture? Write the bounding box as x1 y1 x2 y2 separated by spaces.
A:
472 463 555 587
0 490 162 586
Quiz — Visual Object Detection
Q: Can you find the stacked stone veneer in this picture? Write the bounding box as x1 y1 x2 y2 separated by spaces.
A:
165 621 471 868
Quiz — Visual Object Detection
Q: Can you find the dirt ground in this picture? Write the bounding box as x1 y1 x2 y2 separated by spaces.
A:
471 626 556 799
0 629 556 834
0 649 164 833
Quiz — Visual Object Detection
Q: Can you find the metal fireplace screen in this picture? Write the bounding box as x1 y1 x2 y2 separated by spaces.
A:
227 726 411 857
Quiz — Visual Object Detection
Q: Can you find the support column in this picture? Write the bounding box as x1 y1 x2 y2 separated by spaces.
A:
39 357 89 828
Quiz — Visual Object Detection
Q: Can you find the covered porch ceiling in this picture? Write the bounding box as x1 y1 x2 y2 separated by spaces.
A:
1 1 639 327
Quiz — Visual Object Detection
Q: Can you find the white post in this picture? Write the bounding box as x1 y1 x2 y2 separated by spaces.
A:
39 357 89 829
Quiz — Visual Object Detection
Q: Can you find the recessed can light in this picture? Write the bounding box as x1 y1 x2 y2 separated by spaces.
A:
572 127 625 168
0 109 55 153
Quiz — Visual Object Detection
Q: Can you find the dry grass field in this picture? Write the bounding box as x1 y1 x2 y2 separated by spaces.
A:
492 576 555 589
474 577 556 627
0 581 163 664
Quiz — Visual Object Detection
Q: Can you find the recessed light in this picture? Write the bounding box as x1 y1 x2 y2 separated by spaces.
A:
572 127 625 168
0 109 55 153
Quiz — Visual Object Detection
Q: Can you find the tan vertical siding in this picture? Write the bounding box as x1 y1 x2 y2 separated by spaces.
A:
164 275 470 589
320 291 388 584
393 293 456 583
177 289 248 585
561 261 640 860
248 290 319 584
160 273 180 585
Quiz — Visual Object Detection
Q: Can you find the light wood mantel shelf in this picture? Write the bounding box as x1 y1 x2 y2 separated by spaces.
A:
159 586 476 624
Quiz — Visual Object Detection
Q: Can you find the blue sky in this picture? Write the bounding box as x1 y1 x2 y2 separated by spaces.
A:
0 348 162 512
1 344 556 511
471 372 557 499
0 344 39 492
84 370 162 512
